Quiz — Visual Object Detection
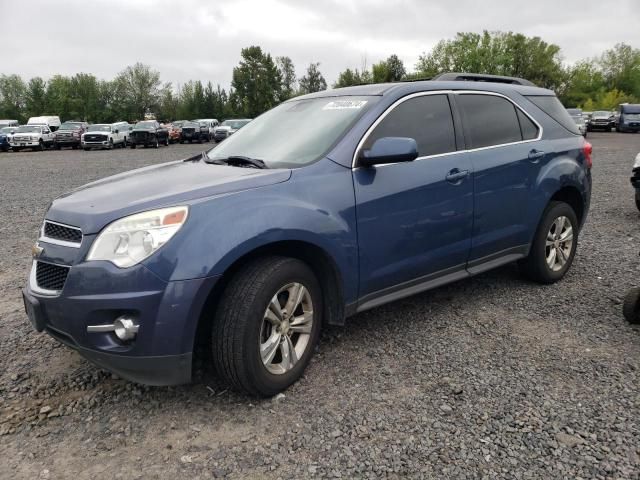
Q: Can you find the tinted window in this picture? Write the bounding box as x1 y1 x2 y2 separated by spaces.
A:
516 109 539 140
363 94 456 157
526 95 581 135
457 94 522 148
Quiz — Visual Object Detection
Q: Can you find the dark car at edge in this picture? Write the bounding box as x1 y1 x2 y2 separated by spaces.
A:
129 121 169 148
23 73 592 396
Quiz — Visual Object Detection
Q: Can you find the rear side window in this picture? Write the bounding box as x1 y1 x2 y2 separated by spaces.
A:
526 95 581 135
363 94 456 157
516 109 539 140
457 94 523 148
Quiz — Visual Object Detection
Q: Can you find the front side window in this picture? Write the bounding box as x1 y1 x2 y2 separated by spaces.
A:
363 94 457 157
457 94 523 149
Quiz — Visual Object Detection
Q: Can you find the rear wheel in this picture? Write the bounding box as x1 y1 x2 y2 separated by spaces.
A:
519 201 579 284
212 257 322 397
153 138 159 148
83 147 90 151
623 288 640 324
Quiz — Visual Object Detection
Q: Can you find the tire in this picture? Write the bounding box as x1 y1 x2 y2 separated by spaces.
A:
213 256 322 397
130 144 136 149
55 144 61 150
164 136 169 146
12 147 20 152
635 191 640 212
153 138 159 149
38 140 44 151
83 147 90 151
180 140 184 144
108 139 114 149
519 201 579 284
623 287 640 324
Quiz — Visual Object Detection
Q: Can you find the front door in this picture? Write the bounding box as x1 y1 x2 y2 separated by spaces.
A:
353 93 474 301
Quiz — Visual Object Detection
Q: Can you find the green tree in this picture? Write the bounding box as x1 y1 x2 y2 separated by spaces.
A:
70 73 100 121
276 56 297 100
232 46 282 117
0 74 27 121
334 68 372 88
298 62 327 94
559 61 605 107
25 77 47 118
115 62 162 120
45 75 74 120
372 54 406 83
600 43 640 98
416 31 564 89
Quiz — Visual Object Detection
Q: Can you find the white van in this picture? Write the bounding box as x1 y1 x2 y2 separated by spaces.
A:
28 116 62 132
195 118 220 137
0 119 19 128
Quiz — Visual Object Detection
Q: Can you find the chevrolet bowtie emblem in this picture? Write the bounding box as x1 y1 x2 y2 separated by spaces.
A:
32 244 44 259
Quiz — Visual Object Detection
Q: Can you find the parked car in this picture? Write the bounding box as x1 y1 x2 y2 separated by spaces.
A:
22 74 592 396
195 118 220 138
129 121 169 148
630 152 640 211
82 122 128 150
164 123 182 143
54 122 87 149
0 119 19 129
213 119 252 142
567 108 587 137
11 124 55 151
180 121 208 143
616 104 640 133
0 126 18 151
588 110 614 131
27 116 62 132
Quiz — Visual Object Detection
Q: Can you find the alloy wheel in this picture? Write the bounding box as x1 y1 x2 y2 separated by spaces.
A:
259 282 314 375
545 216 573 271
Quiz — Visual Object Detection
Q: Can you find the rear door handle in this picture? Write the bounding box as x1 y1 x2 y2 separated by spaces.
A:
445 168 470 183
528 149 545 162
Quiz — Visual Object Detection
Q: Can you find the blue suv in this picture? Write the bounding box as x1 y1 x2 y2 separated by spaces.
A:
23 74 592 396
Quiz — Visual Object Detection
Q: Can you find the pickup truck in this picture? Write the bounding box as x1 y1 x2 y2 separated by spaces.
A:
129 121 169 148
11 124 55 151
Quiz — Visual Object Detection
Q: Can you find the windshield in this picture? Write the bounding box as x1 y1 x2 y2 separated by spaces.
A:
183 122 198 128
621 105 640 114
566 108 582 116
17 126 41 133
221 119 251 129
1 127 16 133
593 111 610 117
135 121 156 129
572 116 585 124
172 121 186 127
207 97 376 168
59 123 81 130
87 124 112 132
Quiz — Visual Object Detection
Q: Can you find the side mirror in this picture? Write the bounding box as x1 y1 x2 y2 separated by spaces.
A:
359 137 419 167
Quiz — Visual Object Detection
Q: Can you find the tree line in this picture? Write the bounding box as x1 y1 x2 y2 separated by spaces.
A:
1 31 638 124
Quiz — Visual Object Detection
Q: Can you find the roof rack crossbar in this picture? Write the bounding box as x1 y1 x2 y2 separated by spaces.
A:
432 72 536 87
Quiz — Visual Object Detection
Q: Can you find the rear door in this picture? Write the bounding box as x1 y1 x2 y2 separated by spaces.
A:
454 92 542 267
353 93 474 300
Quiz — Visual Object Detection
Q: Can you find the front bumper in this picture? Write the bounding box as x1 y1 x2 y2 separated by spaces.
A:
82 141 110 149
620 123 640 132
56 138 81 146
23 256 219 386
11 140 39 147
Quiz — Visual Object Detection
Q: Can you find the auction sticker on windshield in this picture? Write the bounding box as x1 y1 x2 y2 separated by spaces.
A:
323 100 368 110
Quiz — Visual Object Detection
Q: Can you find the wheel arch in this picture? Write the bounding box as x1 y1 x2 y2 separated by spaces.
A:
191 239 346 375
550 185 585 226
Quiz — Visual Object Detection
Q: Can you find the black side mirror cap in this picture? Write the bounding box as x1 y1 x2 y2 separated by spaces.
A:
359 137 419 167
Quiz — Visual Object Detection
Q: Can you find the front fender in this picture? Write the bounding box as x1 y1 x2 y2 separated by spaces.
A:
143 159 359 303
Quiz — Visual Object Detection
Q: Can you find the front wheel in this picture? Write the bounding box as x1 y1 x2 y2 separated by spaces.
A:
519 201 579 284
623 288 640 324
130 144 136 149
212 257 322 397
164 136 169 146
153 138 159 148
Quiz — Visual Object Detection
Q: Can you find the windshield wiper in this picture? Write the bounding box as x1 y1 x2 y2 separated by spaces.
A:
205 155 268 169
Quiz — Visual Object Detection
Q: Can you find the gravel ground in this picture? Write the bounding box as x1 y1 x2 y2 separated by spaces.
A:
1 134 639 479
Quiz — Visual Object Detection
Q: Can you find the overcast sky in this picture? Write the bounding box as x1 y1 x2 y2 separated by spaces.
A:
3 0 639 89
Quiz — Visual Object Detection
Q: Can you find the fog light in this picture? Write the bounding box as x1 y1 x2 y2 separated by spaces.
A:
114 316 139 341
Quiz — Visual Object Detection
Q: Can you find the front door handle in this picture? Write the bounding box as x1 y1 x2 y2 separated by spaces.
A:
528 149 545 162
445 168 470 184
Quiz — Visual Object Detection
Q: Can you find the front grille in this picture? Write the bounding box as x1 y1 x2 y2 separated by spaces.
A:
85 134 107 142
182 128 195 134
36 262 69 291
13 135 31 142
131 131 149 138
43 221 82 244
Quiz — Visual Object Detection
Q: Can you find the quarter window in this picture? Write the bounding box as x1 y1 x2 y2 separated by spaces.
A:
516 109 539 140
363 94 457 157
457 94 525 148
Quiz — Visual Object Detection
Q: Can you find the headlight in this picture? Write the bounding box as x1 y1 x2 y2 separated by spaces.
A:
634 153 640 169
87 206 188 268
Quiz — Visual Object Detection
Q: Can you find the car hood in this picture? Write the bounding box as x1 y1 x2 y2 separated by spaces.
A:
46 158 292 234
592 115 610 119
216 126 232 131
131 128 157 133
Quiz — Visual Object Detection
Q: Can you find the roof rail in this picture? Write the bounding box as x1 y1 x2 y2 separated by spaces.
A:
432 72 536 87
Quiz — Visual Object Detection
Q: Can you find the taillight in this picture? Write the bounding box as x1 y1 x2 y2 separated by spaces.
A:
583 140 592 169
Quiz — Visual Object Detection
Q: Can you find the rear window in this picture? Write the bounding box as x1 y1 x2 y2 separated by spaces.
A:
526 95 581 135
